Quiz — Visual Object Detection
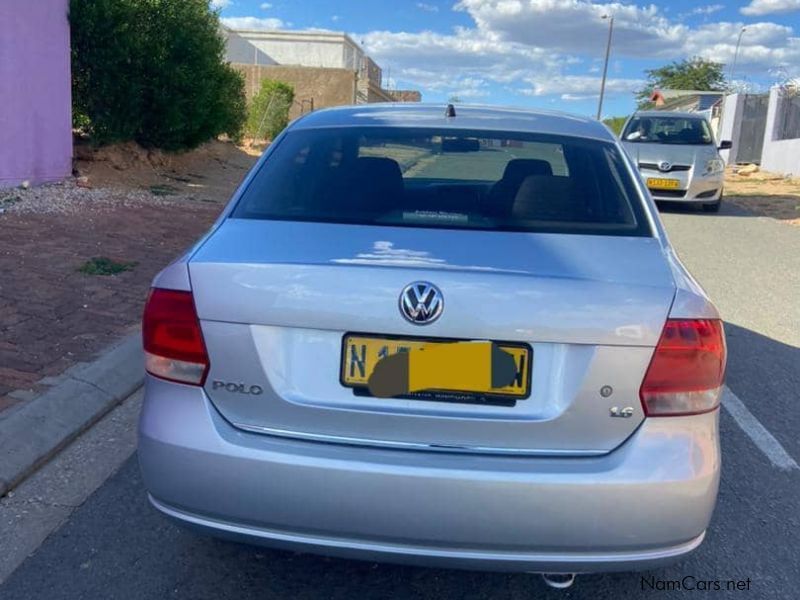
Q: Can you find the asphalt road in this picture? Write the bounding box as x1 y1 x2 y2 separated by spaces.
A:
1 201 799 599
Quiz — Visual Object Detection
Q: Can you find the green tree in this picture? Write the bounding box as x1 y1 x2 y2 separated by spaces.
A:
603 116 628 136
245 79 294 141
70 0 144 143
70 0 246 150
635 57 726 109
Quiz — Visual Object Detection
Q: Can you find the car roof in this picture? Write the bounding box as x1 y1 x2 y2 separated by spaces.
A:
289 103 616 142
631 110 709 119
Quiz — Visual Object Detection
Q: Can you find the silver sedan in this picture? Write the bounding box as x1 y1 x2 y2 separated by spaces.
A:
138 104 725 588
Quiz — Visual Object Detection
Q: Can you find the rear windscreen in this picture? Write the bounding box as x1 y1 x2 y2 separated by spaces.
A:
232 127 651 237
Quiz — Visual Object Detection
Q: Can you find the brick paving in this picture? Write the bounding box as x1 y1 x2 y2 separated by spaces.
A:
0 192 223 414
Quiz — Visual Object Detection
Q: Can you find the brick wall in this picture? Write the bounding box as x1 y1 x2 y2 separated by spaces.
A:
359 56 382 87
357 78 393 104
233 63 356 119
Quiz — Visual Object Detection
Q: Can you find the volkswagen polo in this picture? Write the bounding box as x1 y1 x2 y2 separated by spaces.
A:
138 104 725 585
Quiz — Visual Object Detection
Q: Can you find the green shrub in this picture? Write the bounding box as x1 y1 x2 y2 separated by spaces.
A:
70 0 246 150
245 79 295 141
603 116 628 136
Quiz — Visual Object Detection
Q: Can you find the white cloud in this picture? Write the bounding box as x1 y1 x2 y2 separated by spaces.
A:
688 4 725 16
741 0 800 15
361 25 644 105
416 2 439 11
445 77 490 98
455 0 684 57
332 15 341 22
561 93 597 101
221 16 284 30
259 2 272 8
362 27 564 91
682 21 800 69
210 0 232 9
454 0 800 68
522 74 644 98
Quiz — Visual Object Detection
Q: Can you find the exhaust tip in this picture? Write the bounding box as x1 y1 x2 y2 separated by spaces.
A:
542 573 576 589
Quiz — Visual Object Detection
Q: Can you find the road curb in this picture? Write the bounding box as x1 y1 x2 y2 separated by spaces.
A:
0 332 143 497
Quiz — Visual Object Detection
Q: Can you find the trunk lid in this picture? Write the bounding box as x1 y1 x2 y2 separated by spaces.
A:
189 218 675 455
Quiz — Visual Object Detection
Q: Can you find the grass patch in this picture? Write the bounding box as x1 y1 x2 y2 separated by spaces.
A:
78 257 138 276
149 184 179 196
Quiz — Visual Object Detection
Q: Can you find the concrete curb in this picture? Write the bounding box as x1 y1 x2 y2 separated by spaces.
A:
0 332 144 497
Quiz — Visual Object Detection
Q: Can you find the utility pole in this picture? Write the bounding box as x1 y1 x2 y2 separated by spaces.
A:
729 27 746 84
597 14 614 121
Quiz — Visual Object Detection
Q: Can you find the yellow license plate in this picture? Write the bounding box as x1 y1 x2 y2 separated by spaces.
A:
646 177 681 190
341 334 531 399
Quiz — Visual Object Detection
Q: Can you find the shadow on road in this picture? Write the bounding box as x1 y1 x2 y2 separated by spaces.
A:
655 200 755 218
722 322 799 456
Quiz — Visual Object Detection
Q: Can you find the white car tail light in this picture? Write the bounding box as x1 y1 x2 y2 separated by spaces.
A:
640 319 726 416
142 288 209 385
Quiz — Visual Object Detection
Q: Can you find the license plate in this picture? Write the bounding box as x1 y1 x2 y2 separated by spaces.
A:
646 177 681 190
341 334 531 399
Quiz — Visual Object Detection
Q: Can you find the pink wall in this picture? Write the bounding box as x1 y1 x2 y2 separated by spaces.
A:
0 0 72 187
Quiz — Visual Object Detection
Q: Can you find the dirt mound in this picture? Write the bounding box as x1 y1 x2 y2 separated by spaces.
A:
74 141 171 172
72 138 260 203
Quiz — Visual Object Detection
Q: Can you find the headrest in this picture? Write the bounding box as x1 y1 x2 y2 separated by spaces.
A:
512 175 577 220
355 157 403 182
501 159 553 183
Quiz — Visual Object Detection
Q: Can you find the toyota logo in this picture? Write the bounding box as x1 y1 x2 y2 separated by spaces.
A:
658 161 672 172
399 282 443 325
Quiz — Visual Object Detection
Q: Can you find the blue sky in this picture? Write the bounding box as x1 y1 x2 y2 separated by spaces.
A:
215 0 800 117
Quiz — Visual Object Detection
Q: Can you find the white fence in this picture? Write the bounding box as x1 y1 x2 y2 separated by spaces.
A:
761 87 800 176
720 86 800 176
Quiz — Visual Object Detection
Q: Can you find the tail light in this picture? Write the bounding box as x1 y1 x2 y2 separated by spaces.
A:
640 319 726 416
142 288 209 385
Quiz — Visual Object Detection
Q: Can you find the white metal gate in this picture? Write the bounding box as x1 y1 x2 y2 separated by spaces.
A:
735 94 769 164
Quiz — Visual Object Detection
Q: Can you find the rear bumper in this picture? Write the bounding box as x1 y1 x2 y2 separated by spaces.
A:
150 494 706 573
138 376 720 573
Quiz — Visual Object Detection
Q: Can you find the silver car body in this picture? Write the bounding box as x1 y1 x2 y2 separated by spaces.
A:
621 110 725 205
138 104 721 574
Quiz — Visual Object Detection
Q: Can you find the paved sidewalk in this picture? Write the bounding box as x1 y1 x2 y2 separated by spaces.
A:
0 186 222 414
0 388 142 583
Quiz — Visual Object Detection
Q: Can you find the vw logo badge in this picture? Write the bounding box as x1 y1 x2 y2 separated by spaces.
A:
399 282 443 325
657 161 672 172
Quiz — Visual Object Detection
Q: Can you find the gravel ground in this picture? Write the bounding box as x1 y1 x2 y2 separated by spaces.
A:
0 179 201 216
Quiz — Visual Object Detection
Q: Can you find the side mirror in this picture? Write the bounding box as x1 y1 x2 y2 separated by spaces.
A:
718 140 733 150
